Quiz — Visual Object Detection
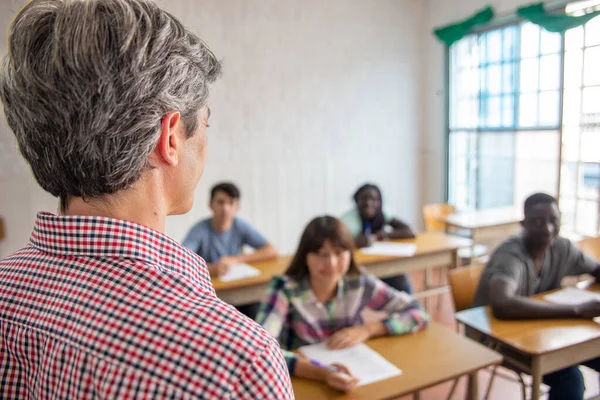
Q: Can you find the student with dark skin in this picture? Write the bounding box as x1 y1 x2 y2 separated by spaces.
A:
340 184 415 294
473 193 600 400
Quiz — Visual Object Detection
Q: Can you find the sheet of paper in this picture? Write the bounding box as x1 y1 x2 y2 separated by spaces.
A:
359 242 417 257
218 263 261 282
299 342 402 386
544 287 600 305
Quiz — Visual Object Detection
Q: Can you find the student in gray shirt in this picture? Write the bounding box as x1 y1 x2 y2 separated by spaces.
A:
473 193 600 400
183 182 277 318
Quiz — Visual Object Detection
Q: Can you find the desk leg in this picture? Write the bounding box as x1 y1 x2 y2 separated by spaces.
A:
531 357 542 399
414 391 420 400
468 371 479 400
470 229 478 266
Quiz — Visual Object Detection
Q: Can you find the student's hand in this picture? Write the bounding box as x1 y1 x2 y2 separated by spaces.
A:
217 256 240 268
327 326 371 349
575 299 600 318
355 234 374 248
208 263 231 277
324 363 359 392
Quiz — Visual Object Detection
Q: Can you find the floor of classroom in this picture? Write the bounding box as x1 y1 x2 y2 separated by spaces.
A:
384 268 600 400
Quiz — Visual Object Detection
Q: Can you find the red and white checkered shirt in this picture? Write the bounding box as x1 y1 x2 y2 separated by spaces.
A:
0 212 293 399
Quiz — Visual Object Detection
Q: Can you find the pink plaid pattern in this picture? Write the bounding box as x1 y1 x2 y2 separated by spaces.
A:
0 212 293 399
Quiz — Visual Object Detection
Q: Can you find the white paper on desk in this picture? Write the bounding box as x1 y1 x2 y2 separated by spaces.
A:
544 287 600 305
299 342 402 386
218 263 261 282
359 242 417 257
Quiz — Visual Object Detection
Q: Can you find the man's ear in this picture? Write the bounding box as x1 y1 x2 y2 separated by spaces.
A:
156 112 182 166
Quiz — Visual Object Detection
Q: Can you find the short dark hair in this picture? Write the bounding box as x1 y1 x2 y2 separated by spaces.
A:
524 193 557 217
285 216 360 281
210 182 240 201
353 183 382 204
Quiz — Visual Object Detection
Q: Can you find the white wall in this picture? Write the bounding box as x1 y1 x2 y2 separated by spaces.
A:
0 0 425 257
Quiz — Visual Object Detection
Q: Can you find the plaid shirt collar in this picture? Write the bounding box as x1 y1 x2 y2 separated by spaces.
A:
30 212 213 292
296 275 347 305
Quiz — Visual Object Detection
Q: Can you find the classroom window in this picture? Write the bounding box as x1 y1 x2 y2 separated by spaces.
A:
447 1 600 236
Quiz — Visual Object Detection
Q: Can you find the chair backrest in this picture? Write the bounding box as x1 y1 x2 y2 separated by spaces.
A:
448 263 485 312
577 236 600 261
423 203 456 232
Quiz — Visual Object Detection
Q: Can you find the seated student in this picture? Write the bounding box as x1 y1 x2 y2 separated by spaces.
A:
256 216 428 392
183 182 277 318
341 183 416 294
473 193 600 400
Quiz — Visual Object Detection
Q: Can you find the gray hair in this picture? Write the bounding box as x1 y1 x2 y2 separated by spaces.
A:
0 0 221 207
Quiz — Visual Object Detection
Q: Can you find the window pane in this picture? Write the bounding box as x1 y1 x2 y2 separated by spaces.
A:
521 23 540 58
453 98 478 129
514 131 559 207
503 96 514 127
503 26 517 60
486 96 502 127
583 46 600 87
519 93 538 127
503 63 515 94
487 30 503 63
566 26 584 50
580 131 600 163
579 163 600 200
456 68 480 98
487 64 502 95
576 199 598 236
561 127 581 163
560 162 578 198
559 196 576 234
539 91 560 127
540 28 562 54
477 133 515 209
562 89 582 127
585 16 600 47
520 58 539 93
564 50 583 89
539 54 561 91
582 87 600 114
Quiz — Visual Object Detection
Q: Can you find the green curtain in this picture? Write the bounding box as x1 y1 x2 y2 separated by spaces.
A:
517 2 600 33
433 6 494 47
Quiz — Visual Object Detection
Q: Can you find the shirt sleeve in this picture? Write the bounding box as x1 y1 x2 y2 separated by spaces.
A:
362 274 429 335
181 223 203 254
340 209 362 237
255 277 299 374
231 340 294 400
485 251 524 286
567 240 600 276
237 219 268 249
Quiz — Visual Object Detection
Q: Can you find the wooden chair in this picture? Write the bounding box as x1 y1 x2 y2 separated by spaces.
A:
448 263 485 313
577 236 600 260
423 203 456 233
422 203 488 263
447 264 531 400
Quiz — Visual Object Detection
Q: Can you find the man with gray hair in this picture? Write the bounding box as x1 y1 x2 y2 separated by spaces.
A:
0 1 293 398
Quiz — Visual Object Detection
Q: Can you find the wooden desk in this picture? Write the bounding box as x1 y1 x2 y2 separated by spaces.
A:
213 232 472 307
443 207 522 263
291 322 502 400
455 284 600 400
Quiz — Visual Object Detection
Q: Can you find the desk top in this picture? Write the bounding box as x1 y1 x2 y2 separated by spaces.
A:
444 207 523 230
291 322 502 400
212 232 472 292
455 284 600 356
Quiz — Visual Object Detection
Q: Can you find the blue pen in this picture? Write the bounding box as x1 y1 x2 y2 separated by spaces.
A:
364 221 372 236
